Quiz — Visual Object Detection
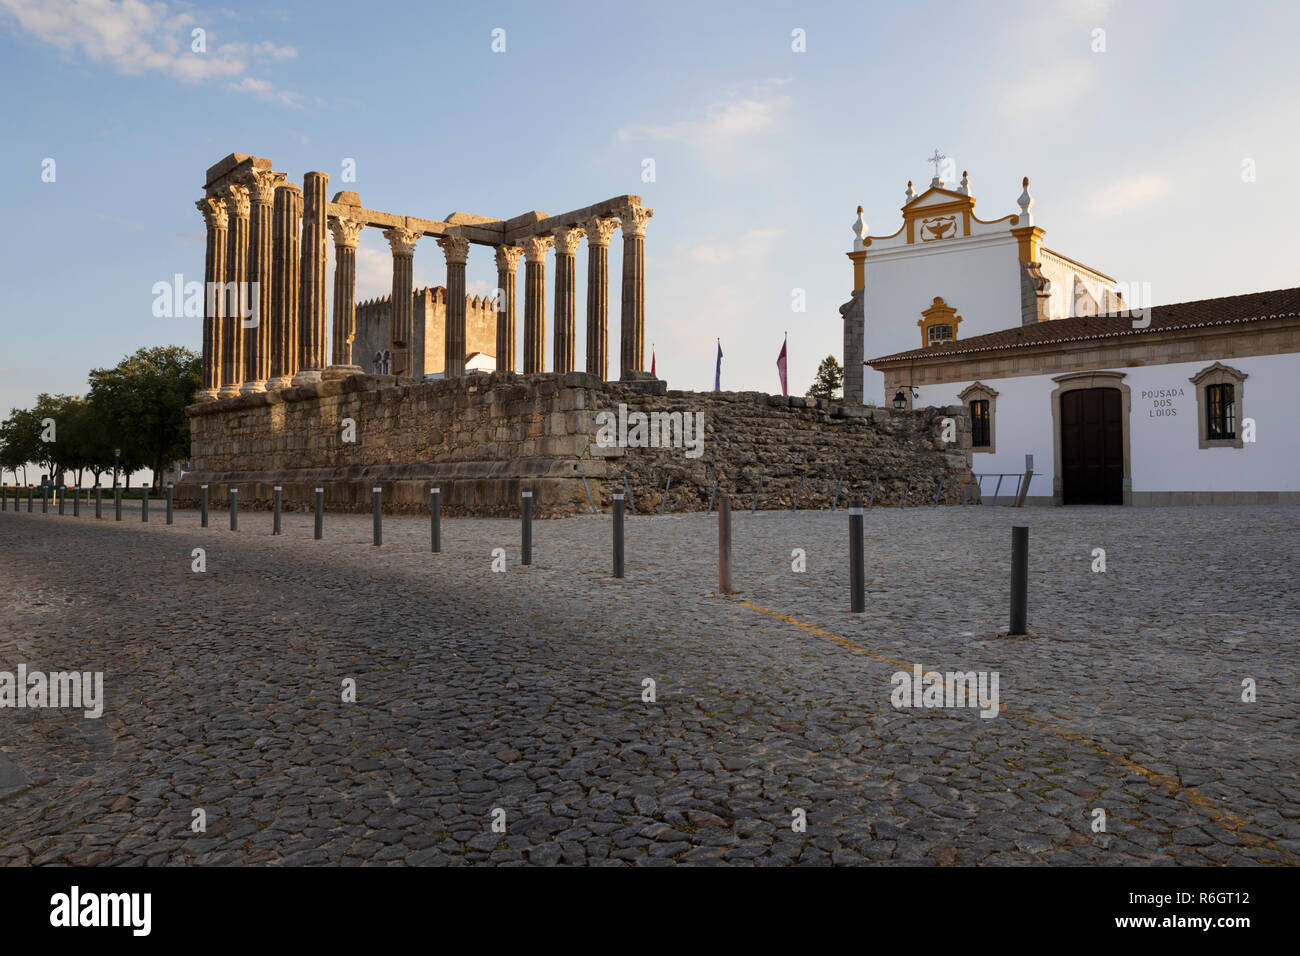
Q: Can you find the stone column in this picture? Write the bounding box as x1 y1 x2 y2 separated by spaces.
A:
268 183 302 389
618 205 653 378
293 171 329 386
218 183 250 398
552 226 583 374
438 234 471 378
521 235 552 374
583 217 617 381
383 227 420 378
327 216 365 377
240 170 284 394
493 245 522 373
195 196 228 401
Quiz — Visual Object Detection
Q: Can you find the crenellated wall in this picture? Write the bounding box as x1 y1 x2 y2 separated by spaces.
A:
354 287 498 377
177 373 975 517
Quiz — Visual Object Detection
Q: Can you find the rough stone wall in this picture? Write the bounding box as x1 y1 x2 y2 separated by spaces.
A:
178 372 973 517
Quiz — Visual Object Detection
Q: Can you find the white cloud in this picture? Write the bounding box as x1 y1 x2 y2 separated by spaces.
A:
617 80 792 151
687 227 783 266
0 0 302 103
1089 174 1171 216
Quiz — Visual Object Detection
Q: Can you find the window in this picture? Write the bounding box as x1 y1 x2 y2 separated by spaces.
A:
918 296 962 348
1206 384 1234 440
1190 362 1247 449
970 399 990 447
928 324 954 345
958 382 998 454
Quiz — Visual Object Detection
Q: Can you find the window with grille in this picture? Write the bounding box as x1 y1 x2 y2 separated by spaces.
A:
1206 383 1235 440
970 399 990 447
927 324 953 345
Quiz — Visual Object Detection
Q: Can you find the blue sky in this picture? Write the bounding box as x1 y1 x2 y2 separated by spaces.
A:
2 0 1297 420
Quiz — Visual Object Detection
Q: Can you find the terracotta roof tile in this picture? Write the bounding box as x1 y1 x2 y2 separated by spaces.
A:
867 287 1300 365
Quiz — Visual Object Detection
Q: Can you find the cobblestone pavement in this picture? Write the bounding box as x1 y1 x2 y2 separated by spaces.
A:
0 501 1296 866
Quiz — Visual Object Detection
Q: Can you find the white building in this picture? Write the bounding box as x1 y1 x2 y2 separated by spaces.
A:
843 167 1300 505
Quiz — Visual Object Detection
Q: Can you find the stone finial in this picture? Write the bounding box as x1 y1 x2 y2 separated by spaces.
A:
494 244 523 272
582 216 619 247
383 226 421 256
521 234 553 262
329 216 365 249
437 234 471 264
958 170 971 195
617 204 654 239
552 225 585 256
248 169 286 205
221 182 251 218
1017 176 1034 225
196 195 228 228
905 180 916 204
852 205 868 249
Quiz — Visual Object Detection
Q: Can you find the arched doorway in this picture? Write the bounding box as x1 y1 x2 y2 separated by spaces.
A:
1051 371 1131 505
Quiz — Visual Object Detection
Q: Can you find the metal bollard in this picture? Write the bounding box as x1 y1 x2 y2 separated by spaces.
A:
200 484 209 527
166 483 173 524
1009 526 1029 635
229 488 238 531
430 486 441 552
73 487 80 518
613 491 625 578
42 485 48 514
272 485 282 535
850 499 865 613
314 487 324 540
58 486 65 515
27 485 33 512
2 483 6 511
95 487 102 519
372 486 382 546
521 489 533 565
718 497 733 594
114 486 122 521
141 484 149 522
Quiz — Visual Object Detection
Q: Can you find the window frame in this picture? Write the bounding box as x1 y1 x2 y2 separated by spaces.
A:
958 381 999 454
1189 362 1247 450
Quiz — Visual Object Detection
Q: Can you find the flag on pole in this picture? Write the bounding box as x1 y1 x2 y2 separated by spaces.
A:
650 344 656 377
714 339 722 391
776 333 788 396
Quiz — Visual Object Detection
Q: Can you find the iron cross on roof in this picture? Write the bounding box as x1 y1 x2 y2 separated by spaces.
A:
927 149 946 180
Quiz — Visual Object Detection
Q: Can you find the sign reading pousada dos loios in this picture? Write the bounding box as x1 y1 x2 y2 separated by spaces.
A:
0 665 103 718
595 404 705 459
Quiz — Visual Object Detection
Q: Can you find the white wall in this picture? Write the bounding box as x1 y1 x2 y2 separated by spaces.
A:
862 237 1021 404
915 352 1300 493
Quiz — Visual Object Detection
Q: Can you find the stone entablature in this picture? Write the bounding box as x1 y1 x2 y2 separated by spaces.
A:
178 373 973 518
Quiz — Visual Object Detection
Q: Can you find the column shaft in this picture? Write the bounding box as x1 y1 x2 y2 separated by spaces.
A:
294 171 329 384
218 184 250 397
241 171 282 393
269 184 302 389
521 236 552 374
618 206 652 378
583 217 617 381
329 217 364 374
383 227 419 378
552 226 582 374
494 245 522 373
439 235 470 378
195 197 227 400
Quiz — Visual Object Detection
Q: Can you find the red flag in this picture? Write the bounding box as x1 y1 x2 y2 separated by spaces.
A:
651 344 656 377
776 334 788 396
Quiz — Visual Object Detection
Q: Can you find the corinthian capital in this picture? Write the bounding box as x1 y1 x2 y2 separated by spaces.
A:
494 244 523 273
582 216 619 247
552 225 585 257
383 226 421 257
618 204 653 239
196 195 228 229
521 235 553 263
437 234 471 265
221 183 251 219
329 216 365 249
248 169 287 205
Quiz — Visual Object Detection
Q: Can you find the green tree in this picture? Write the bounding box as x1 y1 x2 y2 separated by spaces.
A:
87 345 200 489
0 407 43 486
807 355 844 401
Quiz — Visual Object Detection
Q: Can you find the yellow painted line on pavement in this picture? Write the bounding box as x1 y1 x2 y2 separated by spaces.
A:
733 597 1281 854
